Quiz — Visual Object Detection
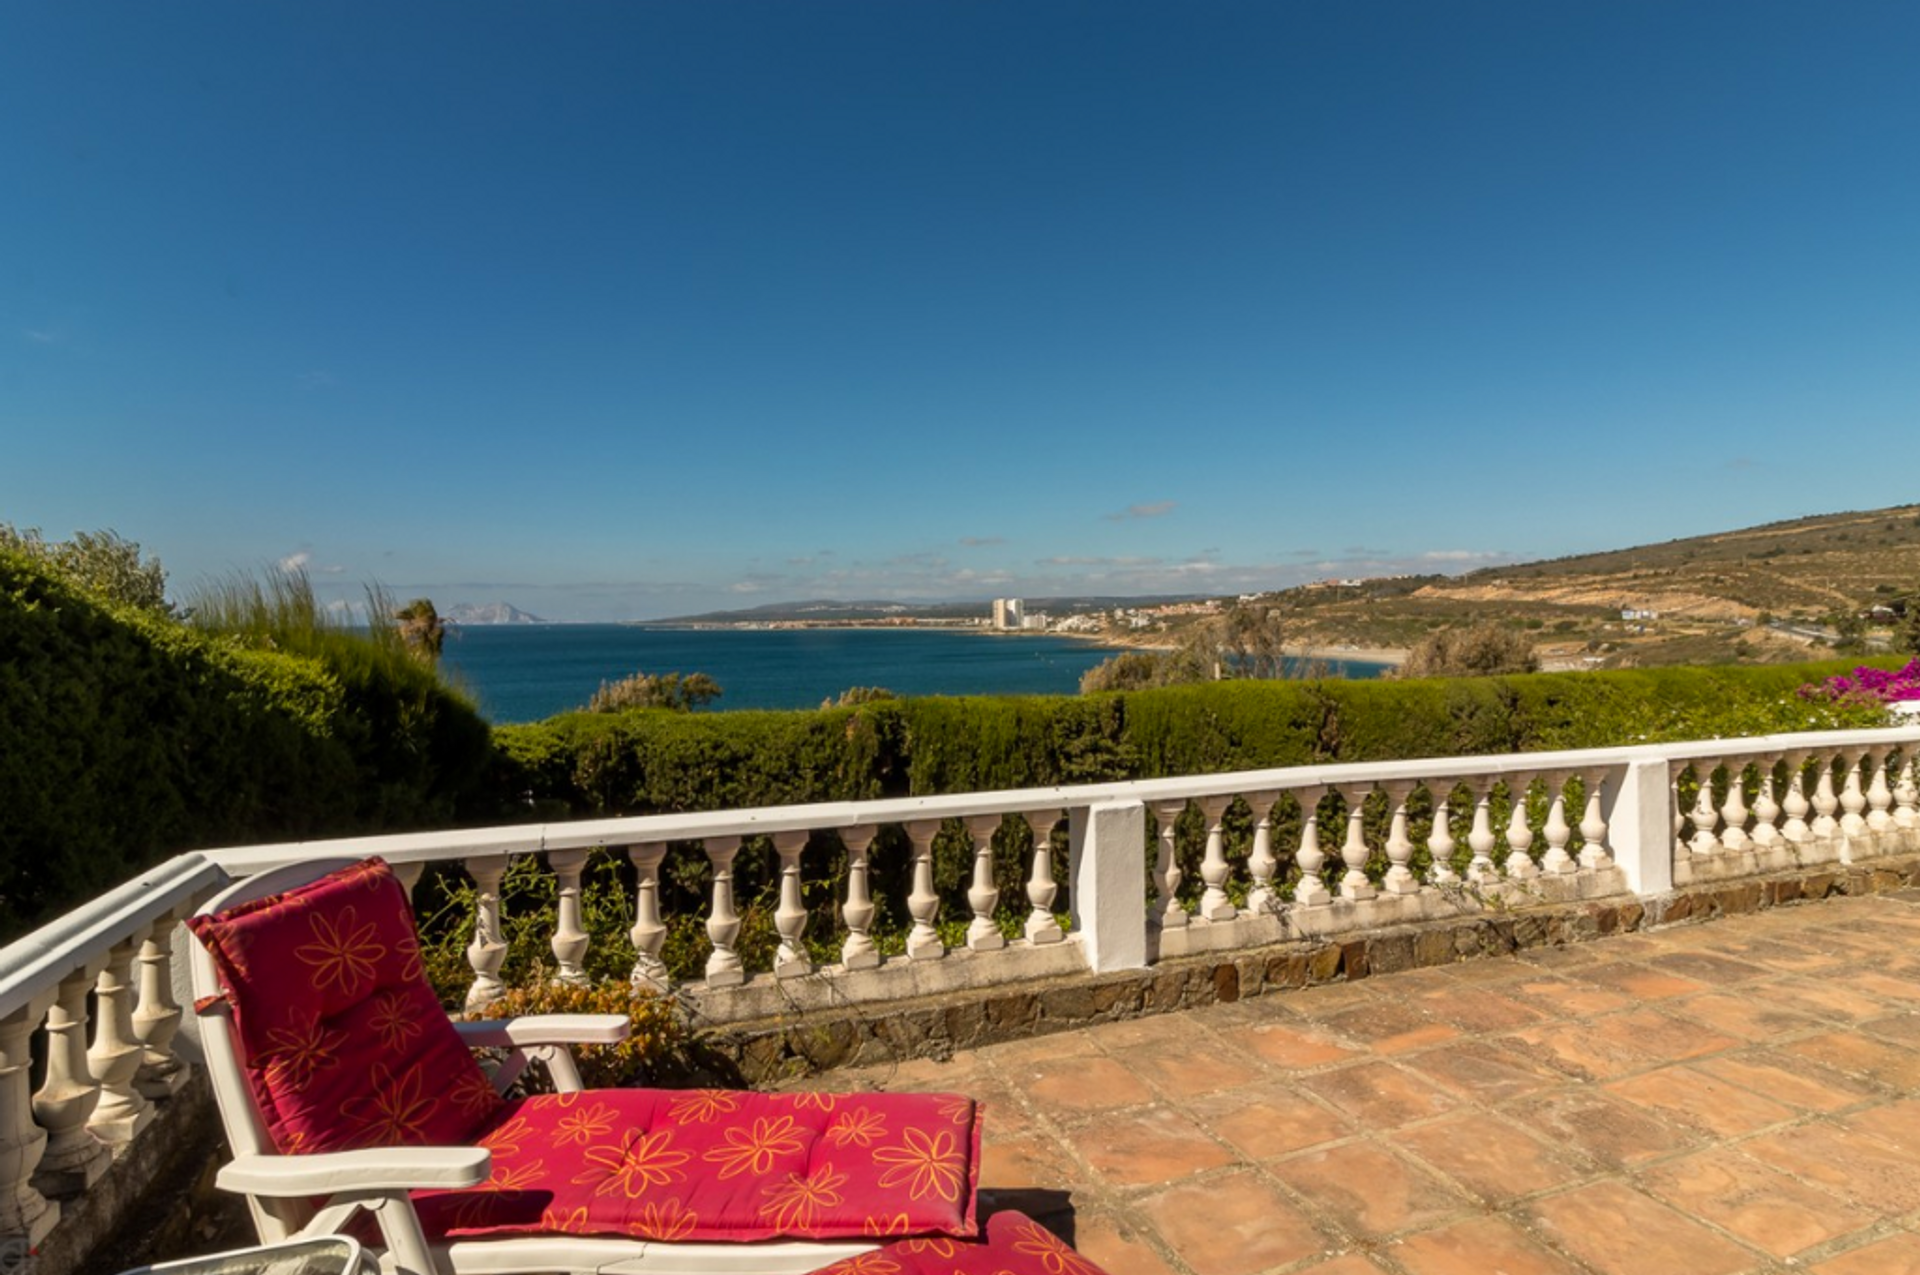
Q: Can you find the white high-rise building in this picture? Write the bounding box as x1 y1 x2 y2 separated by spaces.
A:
991 597 1025 630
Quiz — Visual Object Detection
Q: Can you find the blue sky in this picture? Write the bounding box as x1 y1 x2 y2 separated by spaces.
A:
4 2 1917 621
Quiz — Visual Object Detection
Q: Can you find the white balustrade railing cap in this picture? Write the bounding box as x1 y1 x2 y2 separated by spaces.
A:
0 852 227 1021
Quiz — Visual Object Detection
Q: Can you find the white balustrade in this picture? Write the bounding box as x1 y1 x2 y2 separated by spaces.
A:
12 725 1920 1256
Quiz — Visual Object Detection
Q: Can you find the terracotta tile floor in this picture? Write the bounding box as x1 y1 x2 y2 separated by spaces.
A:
802 891 1920 1274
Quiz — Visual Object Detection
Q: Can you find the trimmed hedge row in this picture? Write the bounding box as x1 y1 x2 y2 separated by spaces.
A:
492 660 1890 816
0 549 494 935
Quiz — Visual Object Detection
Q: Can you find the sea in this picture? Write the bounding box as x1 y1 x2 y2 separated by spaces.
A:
440 624 1386 723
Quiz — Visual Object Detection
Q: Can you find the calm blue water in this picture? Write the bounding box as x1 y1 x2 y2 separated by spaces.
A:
440 625 1386 723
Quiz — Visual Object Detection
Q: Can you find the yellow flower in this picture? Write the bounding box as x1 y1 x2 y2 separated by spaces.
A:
261 1011 345 1089
553 1101 620 1147
873 1127 966 1202
862 1212 913 1237
1011 1219 1101 1275
368 991 423 1052
542 1205 591 1234
786 1090 839 1112
628 1198 698 1241
703 1115 806 1181
825 1106 887 1149
899 1237 960 1258
295 905 386 997
668 1089 742 1124
758 1164 849 1232
936 1094 973 1126
482 1114 535 1157
348 1063 437 1145
489 1159 547 1193
576 1128 691 1198
449 1068 500 1116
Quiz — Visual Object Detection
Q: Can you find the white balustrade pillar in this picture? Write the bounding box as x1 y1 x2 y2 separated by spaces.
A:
1152 802 1190 928
1750 762 1782 848
1382 783 1418 895
1339 787 1375 901
1578 771 1613 869
1605 756 1674 897
1689 765 1722 857
1867 752 1895 833
87 933 154 1144
1467 789 1498 883
904 820 946 960
703 836 746 986
1246 792 1280 912
464 855 510 1011
1504 778 1539 880
1428 787 1460 885
1197 797 1237 921
1023 809 1065 944
33 968 109 1194
964 815 1005 952
1068 801 1148 972
839 824 882 970
1540 775 1576 875
1292 787 1331 906
548 848 590 985
1781 754 1813 844
1811 757 1842 842
772 830 814 977
1895 753 1919 830
0 998 59 1248
627 843 672 992
1840 755 1869 839
133 916 189 1099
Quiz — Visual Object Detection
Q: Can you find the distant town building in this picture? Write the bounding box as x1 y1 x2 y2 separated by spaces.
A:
992 597 1025 630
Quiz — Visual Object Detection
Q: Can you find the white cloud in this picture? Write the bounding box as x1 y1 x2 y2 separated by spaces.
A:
1104 500 1177 522
278 551 312 573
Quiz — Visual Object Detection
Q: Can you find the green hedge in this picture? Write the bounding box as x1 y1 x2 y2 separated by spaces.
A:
0 549 494 936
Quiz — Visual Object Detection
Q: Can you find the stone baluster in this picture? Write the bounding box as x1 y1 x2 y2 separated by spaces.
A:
1197 797 1237 921
904 820 946 959
964 816 1005 953
1504 778 1539 879
1540 774 1576 874
1246 792 1280 912
1292 787 1331 905
1670 766 1690 859
87 932 155 1143
1811 756 1842 841
1579 771 1613 869
1895 753 1919 830
1839 754 1869 839
1750 761 1782 848
548 848 591 985
1339 786 1375 901
1427 787 1460 885
772 830 813 976
132 915 188 1099
1023 810 1065 944
840 825 883 969
391 860 426 902
1688 765 1722 856
703 836 746 986
627 843 671 992
1867 751 1896 833
464 855 510 1011
1467 788 1498 883
1719 764 1752 852
1781 753 1813 843
1152 802 1190 928
33 966 109 1195
1382 783 1418 895
0 1000 59 1248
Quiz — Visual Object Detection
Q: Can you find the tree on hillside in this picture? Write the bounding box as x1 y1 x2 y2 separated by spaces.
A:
394 597 446 661
1400 623 1538 678
1080 604 1297 692
0 525 171 614
588 670 723 713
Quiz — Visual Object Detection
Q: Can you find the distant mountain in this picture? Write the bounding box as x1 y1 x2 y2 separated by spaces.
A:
445 602 546 625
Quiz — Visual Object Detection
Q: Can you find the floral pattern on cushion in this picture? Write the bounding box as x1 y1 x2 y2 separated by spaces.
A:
187 858 504 1153
413 1088 981 1242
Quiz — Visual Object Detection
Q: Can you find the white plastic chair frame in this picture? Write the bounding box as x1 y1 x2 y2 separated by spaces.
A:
189 860 873 1275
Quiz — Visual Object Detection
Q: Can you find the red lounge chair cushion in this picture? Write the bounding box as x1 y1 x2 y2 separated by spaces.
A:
413 1088 981 1242
810 1211 1111 1274
187 858 505 1153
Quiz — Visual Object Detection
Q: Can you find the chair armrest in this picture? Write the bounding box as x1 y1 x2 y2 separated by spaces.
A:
217 1146 492 1195
453 1013 631 1047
